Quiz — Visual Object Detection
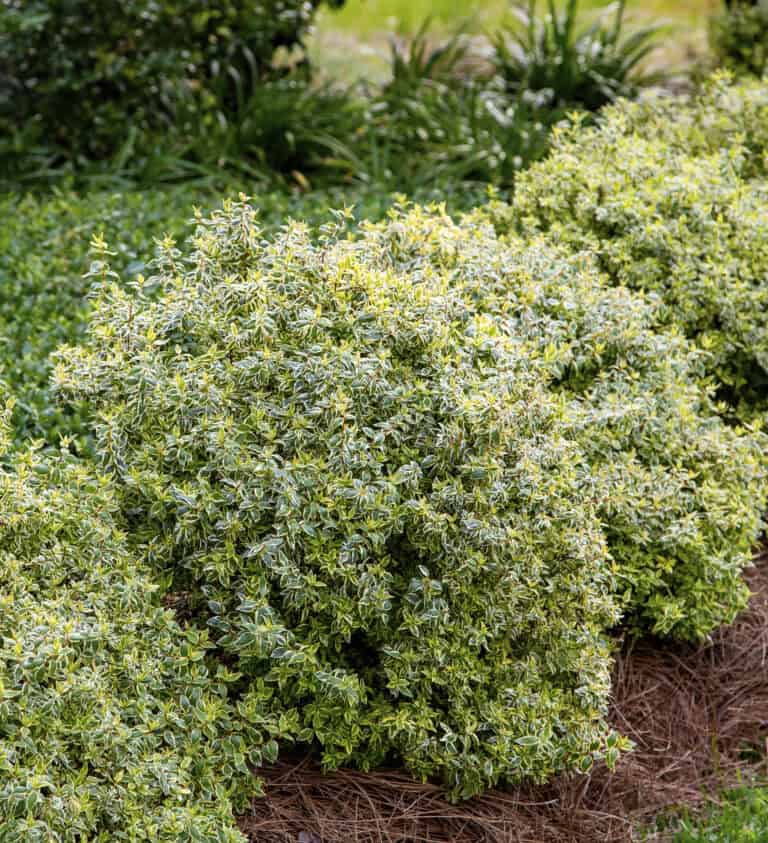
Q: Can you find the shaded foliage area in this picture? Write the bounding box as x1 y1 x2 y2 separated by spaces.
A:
0 0 343 160
242 553 768 842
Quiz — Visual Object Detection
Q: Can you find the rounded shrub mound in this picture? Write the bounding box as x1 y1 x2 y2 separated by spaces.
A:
53 200 765 795
497 74 768 421
0 395 274 841
55 200 623 798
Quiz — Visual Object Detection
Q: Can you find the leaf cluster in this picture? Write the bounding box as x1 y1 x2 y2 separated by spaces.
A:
0 419 277 841
493 0 662 113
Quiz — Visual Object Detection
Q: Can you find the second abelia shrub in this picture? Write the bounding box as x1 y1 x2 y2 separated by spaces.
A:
0 393 274 841
498 74 768 421
362 208 766 639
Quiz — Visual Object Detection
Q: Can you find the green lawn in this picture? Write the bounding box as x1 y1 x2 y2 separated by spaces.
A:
319 0 718 35
668 787 768 842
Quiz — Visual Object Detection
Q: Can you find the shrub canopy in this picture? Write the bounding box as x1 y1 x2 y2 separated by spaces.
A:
498 74 768 421
366 206 766 640
0 394 277 841
54 201 766 795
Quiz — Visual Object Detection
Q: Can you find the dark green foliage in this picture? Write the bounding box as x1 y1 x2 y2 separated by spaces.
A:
0 189 198 443
0 398 274 841
493 0 662 112
0 0 340 161
55 199 626 798
211 78 361 179
495 74 768 421
710 0 768 78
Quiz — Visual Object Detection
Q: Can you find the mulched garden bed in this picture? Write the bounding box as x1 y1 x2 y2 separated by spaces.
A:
239 548 768 842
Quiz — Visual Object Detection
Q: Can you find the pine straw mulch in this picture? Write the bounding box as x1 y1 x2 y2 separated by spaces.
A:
238 549 768 843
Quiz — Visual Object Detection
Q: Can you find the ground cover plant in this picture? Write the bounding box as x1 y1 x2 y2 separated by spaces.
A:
52 200 766 801
672 786 768 842
486 73 768 421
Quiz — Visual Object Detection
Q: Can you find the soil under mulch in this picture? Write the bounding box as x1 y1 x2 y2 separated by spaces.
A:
238 550 768 843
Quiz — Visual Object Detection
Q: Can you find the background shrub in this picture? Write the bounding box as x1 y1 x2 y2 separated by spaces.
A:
54 199 624 798
496 75 768 421
362 206 766 640
0 401 277 841
344 27 557 190
710 0 768 78
0 0 342 161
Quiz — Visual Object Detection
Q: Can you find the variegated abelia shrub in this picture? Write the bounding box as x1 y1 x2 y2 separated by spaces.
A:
0 393 277 841
55 200 624 798
54 200 767 796
494 74 768 421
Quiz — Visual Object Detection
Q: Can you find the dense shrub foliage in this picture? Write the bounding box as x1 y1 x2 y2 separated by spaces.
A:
56 200 625 798
0 397 275 841
369 207 765 640
710 0 768 78
494 75 768 420
54 201 766 794
0 0 341 160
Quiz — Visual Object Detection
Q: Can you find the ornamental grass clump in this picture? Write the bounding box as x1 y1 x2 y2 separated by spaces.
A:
496 74 768 421
54 199 624 799
0 394 276 841
54 199 767 796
